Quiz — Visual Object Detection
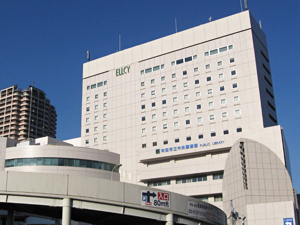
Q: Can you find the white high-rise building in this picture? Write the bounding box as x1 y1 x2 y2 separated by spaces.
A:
81 11 298 224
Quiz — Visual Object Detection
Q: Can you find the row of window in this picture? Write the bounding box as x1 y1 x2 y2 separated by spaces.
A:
86 136 106 144
86 81 107 91
204 44 233 57
170 55 198 67
86 102 107 112
140 64 165 75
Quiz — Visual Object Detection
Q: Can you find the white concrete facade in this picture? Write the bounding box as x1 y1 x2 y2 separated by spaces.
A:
81 10 297 224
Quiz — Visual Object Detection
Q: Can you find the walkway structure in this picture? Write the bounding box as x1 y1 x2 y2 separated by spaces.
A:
0 171 226 225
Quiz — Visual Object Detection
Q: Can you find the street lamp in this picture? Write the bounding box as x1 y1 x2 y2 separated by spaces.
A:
110 164 122 180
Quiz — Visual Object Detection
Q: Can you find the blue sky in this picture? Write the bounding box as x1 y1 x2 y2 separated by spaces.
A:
1 1 300 189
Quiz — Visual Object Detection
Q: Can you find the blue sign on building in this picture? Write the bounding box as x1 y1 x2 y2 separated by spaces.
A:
283 218 294 225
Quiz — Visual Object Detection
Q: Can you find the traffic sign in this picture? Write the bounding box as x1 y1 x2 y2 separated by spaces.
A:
283 218 294 225
141 190 170 208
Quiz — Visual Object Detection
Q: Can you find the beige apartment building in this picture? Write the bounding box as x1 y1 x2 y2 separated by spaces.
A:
0 85 57 141
81 11 298 224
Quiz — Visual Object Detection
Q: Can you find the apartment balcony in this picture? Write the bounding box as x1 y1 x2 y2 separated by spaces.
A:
11 110 19 115
20 102 30 107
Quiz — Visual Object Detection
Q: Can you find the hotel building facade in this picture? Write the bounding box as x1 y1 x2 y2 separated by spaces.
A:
81 11 298 224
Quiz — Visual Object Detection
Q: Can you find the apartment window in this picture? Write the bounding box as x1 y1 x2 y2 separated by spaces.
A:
94 115 99 121
222 112 228 118
153 142 157 146
174 109 178 114
186 119 190 125
86 129 89 133
171 61 175 66
172 73 176 78
198 197 208 202
175 138 179 143
103 125 107 130
185 107 190 112
196 92 201 97
185 56 192 62
237 127 242 132
103 136 107 141
152 126 157 131
233 96 240 102
219 46 228 52
224 130 229 135
97 82 103 87
161 64 165 69
141 82 145 87
86 118 90 123
217 61 222 66
151 79 155 84
103 114 107 119
197 104 201 110
234 109 241 115
183 82 188 88
207 89 213 94
183 70 187 75
177 59 184 64
141 116 145 121
87 86 90 90
214 195 223 202
210 49 218 55
204 51 209 56
86 97 90 101
162 87 166 93
95 94 98 99
142 128 146 134
91 84 96 89
151 90 155 96
162 100 166 104
103 92 107 97
211 132 216 137
85 139 89 144
142 143 146 148
103 103 107 107
141 93 145 98
198 134 203 139
195 79 199 84
153 65 160 71
213 174 223 180
86 107 90 112
194 67 198 72
218 73 224 79
221 99 227 105
209 114 215 120
162 112 167 117
230 58 235 63
197 117 203 123
104 81 107 85
163 140 168 145
228 45 234 50
152 114 156 119
141 104 145 109
140 70 144 75
95 105 99 110
174 122 179 127
94 127 98 132
220 86 225 91
205 64 210 69
231 70 236 76
94 138 98 143
152 102 156 107
172 85 177 90
232 83 238 88
145 68 152 73
186 136 191 141
207 76 211 82
163 124 167 129
161 76 165 81
184 94 189 100
208 102 213 107
173 97 178 102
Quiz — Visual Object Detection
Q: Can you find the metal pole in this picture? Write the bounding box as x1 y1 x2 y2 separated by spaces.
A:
111 164 122 180
62 198 71 225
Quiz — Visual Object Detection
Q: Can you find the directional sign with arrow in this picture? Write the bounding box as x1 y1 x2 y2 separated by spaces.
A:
141 190 170 208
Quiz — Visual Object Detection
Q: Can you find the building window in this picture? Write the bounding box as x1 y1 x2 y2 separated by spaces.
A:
208 102 213 107
85 139 89 144
97 82 103 87
104 81 107 85
207 76 211 82
198 134 203 139
173 97 178 102
197 104 201 110
222 112 228 118
185 56 192 62
233 96 240 102
152 102 156 107
220 86 225 91
162 100 166 104
141 104 145 109
210 49 218 55
175 138 179 143
214 195 223 202
217 61 222 66
197 117 203 123
185 107 190 112
211 132 216 137
205 64 210 69
86 118 90 123
234 109 241 115
162 112 167 117
171 61 175 66
86 129 89 133
218 73 224 79
142 143 146 148
94 105 98 110
196 91 201 97
162 87 166 93
86 97 90 101
221 99 227 105
230 58 235 63
94 116 99 121
172 85 177 90
228 45 234 50
95 94 98 99
172 73 176 78
142 128 146 134
103 125 107 130
103 103 107 107
177 59 184 64
140 70 144 75
151 90 155 96
183 70 187 75
141 82 145 87
207 89 213 94
163 124 167 129
145 68 152 73
161 76 165 81
184 94 189 100
237 127 242 133
91 84 96 89
186 119 190 125
103 92 107 97
152 126 157 131
94 127 98 132
141 93 145 98
161 64 165 69
219 46 227 52
153 65 160 71
204 52 209 56
152 114 156 119
223 130 229 135
194 67 198 72
174 122 179 127
103 114 107 119
86 107 90 112
148 180 170 187
182 82 188 88
193 55 197 60
174 109 178 114
141 116 145 121
163 140 168 145
153 142 157 146
195 79 199 84
94 138 98 143
87 86 90 90
151 79 155 84
232 83 238 88
231 70 236 76
186 136 191 141
209 114 215 120
213 174 223 180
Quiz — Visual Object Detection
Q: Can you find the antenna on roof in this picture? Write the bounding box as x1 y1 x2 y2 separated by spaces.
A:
87 50 90 61
119 35 121 51
244 0 248 10
175 18 177 33
209 17 212 22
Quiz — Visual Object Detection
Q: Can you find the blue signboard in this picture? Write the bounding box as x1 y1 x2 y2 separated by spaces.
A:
283 218 294 225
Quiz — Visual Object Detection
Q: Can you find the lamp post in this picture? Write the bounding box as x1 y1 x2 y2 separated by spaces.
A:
111 164 122 180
